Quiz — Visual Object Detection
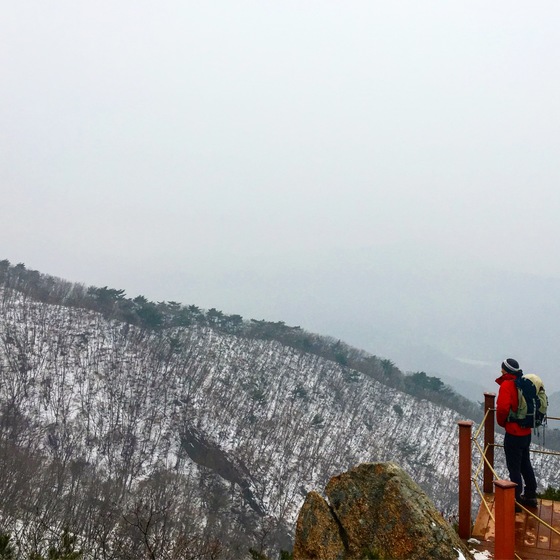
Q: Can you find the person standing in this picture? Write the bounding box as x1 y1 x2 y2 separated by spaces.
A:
495 358 538 509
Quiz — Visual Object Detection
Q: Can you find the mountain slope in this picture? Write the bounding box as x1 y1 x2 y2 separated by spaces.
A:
0 282 559 558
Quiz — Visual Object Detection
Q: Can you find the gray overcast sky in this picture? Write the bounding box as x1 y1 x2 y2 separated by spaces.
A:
2 2 560 386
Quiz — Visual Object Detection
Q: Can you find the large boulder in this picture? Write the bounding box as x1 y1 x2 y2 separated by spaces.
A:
293 462 473 560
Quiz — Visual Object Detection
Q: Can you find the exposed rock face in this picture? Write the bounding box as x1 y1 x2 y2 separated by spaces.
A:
293 462 473 560
181 424 265 515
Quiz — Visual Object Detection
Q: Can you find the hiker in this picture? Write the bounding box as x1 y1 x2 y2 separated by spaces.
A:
495 358 538 509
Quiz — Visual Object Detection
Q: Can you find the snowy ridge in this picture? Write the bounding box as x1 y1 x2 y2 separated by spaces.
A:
1 288 559 556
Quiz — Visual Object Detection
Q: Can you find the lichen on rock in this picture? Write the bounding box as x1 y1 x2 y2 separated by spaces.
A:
293 462 473 560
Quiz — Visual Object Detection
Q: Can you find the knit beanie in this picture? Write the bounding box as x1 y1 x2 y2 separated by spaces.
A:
502 358 522 376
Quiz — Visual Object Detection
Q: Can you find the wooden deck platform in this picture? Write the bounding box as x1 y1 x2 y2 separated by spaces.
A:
472 494 560 559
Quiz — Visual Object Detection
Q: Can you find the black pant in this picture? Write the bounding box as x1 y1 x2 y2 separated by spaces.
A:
504 432 537 500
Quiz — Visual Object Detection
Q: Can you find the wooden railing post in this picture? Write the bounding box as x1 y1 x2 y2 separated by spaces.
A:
483 392 496 494
494 480 517 560
458 420 473 539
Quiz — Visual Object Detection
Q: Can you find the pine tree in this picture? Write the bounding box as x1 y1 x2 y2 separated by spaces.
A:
0 532 15 560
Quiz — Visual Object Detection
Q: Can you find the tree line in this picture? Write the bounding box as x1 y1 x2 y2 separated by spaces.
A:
0 259 482 422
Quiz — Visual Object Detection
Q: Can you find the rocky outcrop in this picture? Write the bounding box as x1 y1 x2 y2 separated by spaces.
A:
181 424 265 515
293 462 473 560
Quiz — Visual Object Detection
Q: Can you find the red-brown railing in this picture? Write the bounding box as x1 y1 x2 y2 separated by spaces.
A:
458 392 560 560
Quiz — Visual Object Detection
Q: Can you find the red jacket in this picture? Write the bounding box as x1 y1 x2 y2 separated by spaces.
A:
495 372 532 436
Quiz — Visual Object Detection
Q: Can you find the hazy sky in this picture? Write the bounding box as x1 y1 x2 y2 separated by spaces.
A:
2 2 560 386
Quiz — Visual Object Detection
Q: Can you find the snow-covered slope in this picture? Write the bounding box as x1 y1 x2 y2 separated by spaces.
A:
0 287 559 558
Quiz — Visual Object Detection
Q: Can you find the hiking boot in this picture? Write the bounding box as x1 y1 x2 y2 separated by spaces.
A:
519 496 538 508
